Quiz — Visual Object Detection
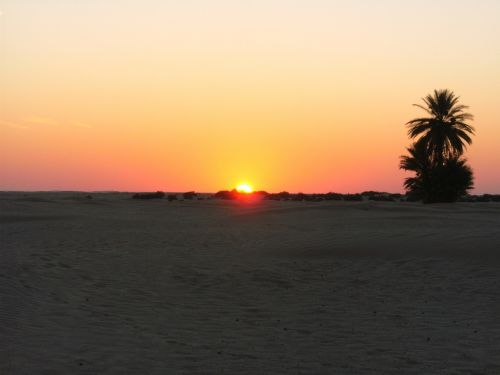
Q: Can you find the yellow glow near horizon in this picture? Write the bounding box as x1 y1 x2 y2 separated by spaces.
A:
0 1 499 193
236 184 253 194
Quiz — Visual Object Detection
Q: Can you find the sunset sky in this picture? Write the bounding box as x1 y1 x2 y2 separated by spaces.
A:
1 0 499 193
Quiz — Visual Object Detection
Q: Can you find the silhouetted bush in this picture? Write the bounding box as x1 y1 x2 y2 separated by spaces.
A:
474 195 491 202
390 193 403 200
343 194 363 201
266 195 281 201
254 191 269 198
264 191 290 201
183 191 197 200
483 194 500 202
276 191 290 199
376 196 395 202
361 191 381 198
210 190 420 203
292 193 307 201
214 190 236 200
459 194 500 203
368 195 395 202
325 192 343 200
132 191 165 200
167 194 177 201
468 194 498 202
361 191 398 201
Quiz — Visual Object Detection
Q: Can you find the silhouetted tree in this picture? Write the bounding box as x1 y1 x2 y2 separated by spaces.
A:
401 90 475 203
400 145 473 202
400 142 431 201
407 89 475 166
427 157 474 202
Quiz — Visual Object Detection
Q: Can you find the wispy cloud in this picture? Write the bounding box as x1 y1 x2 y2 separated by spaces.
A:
73 121 93 129
23 116 59 126
3 116 94 130
0 119 30 130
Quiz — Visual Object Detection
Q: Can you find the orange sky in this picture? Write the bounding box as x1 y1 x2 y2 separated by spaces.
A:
1 0 499 193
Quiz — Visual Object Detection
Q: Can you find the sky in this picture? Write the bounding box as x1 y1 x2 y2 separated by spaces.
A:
1 0 499 193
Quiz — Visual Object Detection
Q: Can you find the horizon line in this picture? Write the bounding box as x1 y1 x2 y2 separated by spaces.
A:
2 189 499 196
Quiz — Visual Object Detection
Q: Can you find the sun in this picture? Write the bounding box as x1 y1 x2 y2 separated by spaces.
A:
236 183 253 194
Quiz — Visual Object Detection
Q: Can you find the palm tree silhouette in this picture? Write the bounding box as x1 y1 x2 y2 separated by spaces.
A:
400 142 430 199
401 89 475 203
407 89 475 166
400 141 474 203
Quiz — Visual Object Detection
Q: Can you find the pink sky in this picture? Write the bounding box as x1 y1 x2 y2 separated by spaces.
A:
1 0 499 193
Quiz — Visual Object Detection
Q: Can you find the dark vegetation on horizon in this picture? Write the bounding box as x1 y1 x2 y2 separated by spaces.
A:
132 191 165 200
131 190 500 203
400 89 475 203
214 190 399 202
133 191 204 201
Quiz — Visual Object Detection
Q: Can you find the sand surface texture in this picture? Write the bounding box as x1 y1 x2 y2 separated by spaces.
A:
1 192 499 374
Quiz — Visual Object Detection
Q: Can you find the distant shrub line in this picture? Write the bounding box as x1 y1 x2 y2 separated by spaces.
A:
131 190 499 202
132 191 165 200
214 190 396 202
133 191 202 201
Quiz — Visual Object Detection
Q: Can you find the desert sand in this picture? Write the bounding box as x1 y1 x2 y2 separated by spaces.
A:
1 192 499 374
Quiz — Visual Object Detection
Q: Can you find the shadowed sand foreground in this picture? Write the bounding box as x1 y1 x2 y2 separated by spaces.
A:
1 192 499 374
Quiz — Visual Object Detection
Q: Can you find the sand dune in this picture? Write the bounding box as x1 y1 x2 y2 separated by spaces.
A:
1 192 499 374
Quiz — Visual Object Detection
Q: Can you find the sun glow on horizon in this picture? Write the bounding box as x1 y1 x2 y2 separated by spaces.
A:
236 183 253 194
0 1 499 193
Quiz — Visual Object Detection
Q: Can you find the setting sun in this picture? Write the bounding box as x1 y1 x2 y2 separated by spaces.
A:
236 184 253 194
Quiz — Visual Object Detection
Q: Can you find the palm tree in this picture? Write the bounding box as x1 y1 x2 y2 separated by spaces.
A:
401 90 476 203
400 142 474 203
429 157 474 202
407 89 475 166
399 142 430 200
400 141 430 175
